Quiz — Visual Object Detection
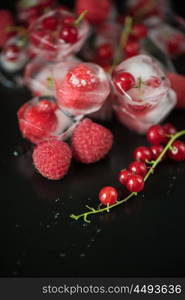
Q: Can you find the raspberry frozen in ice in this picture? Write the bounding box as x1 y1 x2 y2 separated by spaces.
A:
54 61 110 116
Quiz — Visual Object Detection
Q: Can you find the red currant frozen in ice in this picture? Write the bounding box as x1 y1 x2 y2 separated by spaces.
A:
131 23 148 39
124 40 140 58
41 16 58 30
163 123 177 136
62 16 75 25
99 186 118 206
30 28 47 46
60 24 78 43
134 146 152 162
96 43 114 60
168 140 185 161
113 71 136 94
150 145 164 160
146 125 166 145
146 76 161 88
3 45 20 61
126 174 144 193
118 169 132 186
166 34 184 55
128 161 147 177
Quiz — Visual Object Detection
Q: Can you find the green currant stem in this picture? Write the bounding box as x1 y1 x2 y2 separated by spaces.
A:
74 10 88 27
70 130 185 223
144 129 185 181
109 16 133 74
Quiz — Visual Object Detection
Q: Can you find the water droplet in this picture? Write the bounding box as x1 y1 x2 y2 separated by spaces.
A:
80 253 85 258
15 224 20 228
55 198 60 203
16 260 21 266
13 151 19 157
59 253 66 258
96 228 102 234
46 224 51 229
90 237 95 242
87 244 91 248
54 212 60 220
172 176 176 180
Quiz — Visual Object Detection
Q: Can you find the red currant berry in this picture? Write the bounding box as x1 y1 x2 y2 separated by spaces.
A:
99 186 118 206
168 140 185 161
60 25 78 43
146 76 161 88
131 23 148 39
163 123 177 135
3 45 20 61
62 16 75 25
150 145 164 160
166 34 184 55
124 40 140 58
96 43 114 60
126 174 144 193
134 146 152 162
146 125 166 145
118 169 132 185
41 16 58 30
113 71 136 94
128 161 147 177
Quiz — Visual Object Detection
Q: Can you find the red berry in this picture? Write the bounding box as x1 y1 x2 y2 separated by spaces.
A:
41 16 58 30
0 10 14 48
128 161 147 177
75 0 111 24
3 45 20 61
18 102 57 144
146 76 161 88
124 40 140 58
71 118 113 164
65 64 98 92
60 25 78 43
150 145 164 160
126 174 144 193
168 140 185 161
131 23 148 39
166 34 184 55
118 169 132 185
146 125 166 145
36 100 57 112
113 71 136 94
96 43 113 60
99 186 118 206
62 16 75 25
134 146 152 162
33 139 72 180
163 123 177 135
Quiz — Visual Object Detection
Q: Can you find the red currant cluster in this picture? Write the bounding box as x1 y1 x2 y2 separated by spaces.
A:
98 123 185 207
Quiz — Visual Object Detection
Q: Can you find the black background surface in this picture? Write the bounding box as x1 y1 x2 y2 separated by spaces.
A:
0 0 185 278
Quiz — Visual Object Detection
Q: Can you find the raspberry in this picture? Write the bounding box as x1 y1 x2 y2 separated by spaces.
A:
75 0 111 24
33 139 72 180
0 10 14 48
71 118 113 164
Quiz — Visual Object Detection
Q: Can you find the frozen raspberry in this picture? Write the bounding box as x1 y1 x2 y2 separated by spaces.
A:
75 0 111 24
71 118 113 164
18 101 57 144
0 10 14 48
33 139 72 180
56 63 101 112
